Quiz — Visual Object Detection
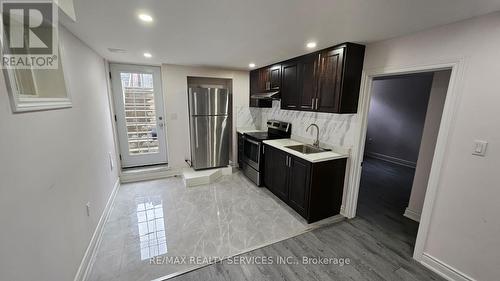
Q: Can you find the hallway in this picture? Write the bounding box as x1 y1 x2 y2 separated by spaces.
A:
357 157 419 248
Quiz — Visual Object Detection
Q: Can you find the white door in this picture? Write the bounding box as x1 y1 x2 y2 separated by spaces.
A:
110 64 167 168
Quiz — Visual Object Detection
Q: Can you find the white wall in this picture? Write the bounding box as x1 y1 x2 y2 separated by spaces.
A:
161 64 249 169
0 27 118 281
362 12 500 280
406 70 451 221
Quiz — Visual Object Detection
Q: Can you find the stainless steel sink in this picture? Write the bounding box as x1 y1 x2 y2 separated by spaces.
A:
285 144 331 154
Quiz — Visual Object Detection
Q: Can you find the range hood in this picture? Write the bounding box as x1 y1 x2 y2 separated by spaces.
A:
250 91 280 100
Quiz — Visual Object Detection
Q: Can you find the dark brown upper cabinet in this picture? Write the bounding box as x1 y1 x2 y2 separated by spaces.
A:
250 64 281 93
316 47 344 113
280 54 318 111
298 53 319 110
280 61 299 110
251 42 365 113
249 64 281 108
269 65 281 90
316 44 365 113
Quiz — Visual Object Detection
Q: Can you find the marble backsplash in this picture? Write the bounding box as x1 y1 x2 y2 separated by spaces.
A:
237 101 357 149
236 105 261 129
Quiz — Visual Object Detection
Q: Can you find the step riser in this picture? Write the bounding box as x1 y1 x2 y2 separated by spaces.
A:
182 166 232 187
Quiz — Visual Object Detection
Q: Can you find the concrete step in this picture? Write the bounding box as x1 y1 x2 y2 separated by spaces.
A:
120 165 178 183
182 166 233 187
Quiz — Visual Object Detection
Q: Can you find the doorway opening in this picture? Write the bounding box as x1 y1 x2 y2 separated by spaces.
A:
110 64 167 168
356 69 452 252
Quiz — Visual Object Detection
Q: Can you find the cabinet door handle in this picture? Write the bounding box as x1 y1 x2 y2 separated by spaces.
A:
311 98 314 109
315 98 319 110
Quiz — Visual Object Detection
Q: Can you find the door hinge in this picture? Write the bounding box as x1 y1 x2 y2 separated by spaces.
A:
109 72 112 79
114 114 117 122
119 154 122 161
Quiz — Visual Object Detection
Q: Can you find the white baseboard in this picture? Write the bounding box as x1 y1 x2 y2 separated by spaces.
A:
419 253 474 281
339 205 348 218
404 207 421 222
365 152 417 168
73 178 120 281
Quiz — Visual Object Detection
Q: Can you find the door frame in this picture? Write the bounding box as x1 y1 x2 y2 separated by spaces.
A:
109 63 168 168
344 58 466 261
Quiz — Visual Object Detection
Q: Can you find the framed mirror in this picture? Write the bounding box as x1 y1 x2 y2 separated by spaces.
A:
2 42 71 113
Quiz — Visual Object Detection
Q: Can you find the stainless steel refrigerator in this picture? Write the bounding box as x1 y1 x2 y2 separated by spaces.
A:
188 87 230 170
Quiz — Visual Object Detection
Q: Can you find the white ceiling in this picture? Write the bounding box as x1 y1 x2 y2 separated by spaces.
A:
63 0 500 70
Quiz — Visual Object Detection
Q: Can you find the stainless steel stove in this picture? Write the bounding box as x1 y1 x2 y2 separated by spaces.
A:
240 120 291 186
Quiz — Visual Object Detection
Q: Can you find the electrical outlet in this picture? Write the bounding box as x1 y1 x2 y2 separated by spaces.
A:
86 202 91 217
472 140 488 157
108 152 114 170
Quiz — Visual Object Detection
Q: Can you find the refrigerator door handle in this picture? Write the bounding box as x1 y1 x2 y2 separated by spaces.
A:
195 118 199 148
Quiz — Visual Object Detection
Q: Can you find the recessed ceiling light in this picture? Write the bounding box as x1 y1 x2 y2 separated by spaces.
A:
144 52 152 58
249 63 256 68
138 14 153 22
306 42 317 49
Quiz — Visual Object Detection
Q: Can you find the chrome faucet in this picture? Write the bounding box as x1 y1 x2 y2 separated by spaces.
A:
306 123 320 147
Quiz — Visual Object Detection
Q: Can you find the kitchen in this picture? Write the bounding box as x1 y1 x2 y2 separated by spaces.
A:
83 41 365 281
235 42 365 223
2 1 499 281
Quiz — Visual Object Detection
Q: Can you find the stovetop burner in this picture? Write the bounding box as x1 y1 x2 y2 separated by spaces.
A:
244 132 270 141
244 132 283 141
243 120 292 142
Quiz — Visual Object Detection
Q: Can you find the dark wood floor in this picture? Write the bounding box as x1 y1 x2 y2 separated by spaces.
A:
169 158 444 281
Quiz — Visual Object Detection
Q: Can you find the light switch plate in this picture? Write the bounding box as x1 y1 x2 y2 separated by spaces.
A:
472 140 488 156
86 202 91 217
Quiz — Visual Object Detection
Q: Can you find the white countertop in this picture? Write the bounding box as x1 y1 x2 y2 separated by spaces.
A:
263 139 348 163
236 128 266 134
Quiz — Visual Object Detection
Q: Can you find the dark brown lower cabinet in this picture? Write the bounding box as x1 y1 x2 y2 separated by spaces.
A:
287 156 311 217
263 144 347 223
264 144 289 201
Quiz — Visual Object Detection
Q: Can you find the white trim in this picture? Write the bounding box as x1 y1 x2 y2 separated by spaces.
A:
109 63 168 168
120 167 181 183
403 207 421 222
344 60 466 263
420 253 475 281
103 60 122 179
365 152 416 168
3 30 73 113
73 178 120 281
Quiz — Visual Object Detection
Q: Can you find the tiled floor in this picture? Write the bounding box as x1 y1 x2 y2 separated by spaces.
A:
164 157 443 281
88 171 334 281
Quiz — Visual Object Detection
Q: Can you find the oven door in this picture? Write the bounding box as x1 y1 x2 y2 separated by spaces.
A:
243 136 261 170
